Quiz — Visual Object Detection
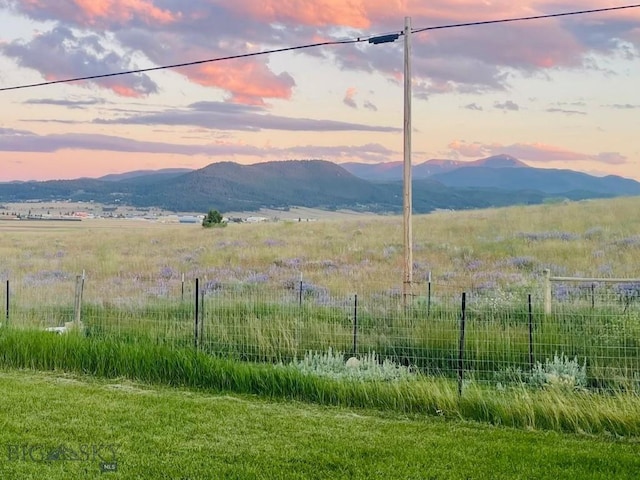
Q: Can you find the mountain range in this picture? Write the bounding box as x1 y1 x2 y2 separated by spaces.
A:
341 154 529 181
1 155 638 214
342 155 640 196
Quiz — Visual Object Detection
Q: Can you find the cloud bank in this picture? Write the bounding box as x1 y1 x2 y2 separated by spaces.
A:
1 1 638 103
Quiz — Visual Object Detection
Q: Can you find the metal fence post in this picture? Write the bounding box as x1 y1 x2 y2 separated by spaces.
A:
457 292 467 397
528 294 534 369
194 278 199 349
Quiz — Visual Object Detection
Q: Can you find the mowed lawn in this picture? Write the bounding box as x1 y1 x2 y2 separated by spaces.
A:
0 370 638 480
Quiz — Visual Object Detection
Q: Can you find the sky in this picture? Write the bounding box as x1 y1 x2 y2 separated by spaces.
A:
0 1 639 182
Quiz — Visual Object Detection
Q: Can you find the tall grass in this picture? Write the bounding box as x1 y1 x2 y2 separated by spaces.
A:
3 197 640 297
6 287 640 390
1 329 639 436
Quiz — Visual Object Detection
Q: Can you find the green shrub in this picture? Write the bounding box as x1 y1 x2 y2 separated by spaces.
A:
529 352 587 390
288 348 418 382
202 209 225 228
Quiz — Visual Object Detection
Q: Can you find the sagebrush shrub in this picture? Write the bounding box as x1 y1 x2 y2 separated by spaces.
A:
288 348 417 382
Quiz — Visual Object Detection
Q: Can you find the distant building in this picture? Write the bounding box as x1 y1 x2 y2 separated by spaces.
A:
245 216 268 223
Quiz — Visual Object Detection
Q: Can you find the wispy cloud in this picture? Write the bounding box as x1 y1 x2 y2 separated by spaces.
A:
604 103 640 109
593 152 627 165
556 101 586 107
23 98 107 108
447 140 488 158
343 87 357 108
0 126 32 134
363 100 378 111
448 140 627 165
494 100 520 111
463 103 483 111
286 143 396 163
1 26 158 97
546 107 587 116
0 127 396 162
92 101 400 132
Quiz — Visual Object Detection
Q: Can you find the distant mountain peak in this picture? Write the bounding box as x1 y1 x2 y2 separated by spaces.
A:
422 158 464 167
341 154 530 181
99 168 193 182
474 154 528 168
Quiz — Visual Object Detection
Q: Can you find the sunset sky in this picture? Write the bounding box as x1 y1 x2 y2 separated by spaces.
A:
0 1 639 181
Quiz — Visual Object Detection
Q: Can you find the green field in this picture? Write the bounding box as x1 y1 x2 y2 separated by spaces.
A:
1 330 639 437
1 198 640 478
1 369 639 480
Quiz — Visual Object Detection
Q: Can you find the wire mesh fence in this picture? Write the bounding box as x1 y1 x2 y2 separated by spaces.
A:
2 273 640 390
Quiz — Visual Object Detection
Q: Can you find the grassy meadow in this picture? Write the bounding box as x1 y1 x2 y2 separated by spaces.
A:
2 329 640 436
3 369 640 480
1 197 640 440
2 197 640 293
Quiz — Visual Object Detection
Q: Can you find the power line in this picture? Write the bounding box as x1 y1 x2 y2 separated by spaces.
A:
412 4 640 34
0 39 363 92
1 3 639 93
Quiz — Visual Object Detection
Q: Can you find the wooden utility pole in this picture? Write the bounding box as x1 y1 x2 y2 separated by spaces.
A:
403 16 413 305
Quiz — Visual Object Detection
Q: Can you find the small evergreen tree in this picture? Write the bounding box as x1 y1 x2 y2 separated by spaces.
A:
202 209 225 228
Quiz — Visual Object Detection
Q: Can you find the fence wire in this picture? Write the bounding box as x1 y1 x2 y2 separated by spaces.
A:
2 274 639 390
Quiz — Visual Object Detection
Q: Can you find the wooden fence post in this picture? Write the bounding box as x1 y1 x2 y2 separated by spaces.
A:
352 294 358 357
543 269 552 315
73 273 84 325
5 280 9 324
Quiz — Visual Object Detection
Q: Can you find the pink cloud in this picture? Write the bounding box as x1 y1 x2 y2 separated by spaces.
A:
77 0 176 23
224 0 371 28
185 62 295 106
343 87 357 108
227 0 533 29
594 152 627 165
21 0 177 25
447 140 493 158
109 84 147 98
5 1 640 102
448 140 628 165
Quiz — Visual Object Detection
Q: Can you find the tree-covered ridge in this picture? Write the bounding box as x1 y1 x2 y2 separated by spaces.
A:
0 159 635 213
